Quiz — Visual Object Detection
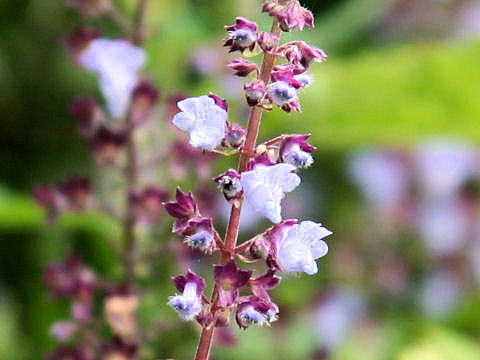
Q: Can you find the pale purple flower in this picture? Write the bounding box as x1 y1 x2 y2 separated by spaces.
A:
349 149 409 213
271 220 331 275
418 200 469 256
172 95 228 150
313 290 366 352
420 270 461 319
50 321 77 341
79 39 146 118
415 140 476 200
241 163 301 223
169 271 205 320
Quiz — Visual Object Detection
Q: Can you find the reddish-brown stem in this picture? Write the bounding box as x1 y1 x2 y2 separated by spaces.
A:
193 18 281 360
123 0 148 288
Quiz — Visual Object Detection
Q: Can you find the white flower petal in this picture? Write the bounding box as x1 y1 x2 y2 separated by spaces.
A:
172 95 228 150
241 163 301 223
79 39 146 118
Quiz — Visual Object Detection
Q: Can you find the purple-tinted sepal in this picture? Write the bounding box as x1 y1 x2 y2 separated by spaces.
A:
69 97 104 137
163 187 198 220
88 126 127 166
101 337 138 360
67 0 111 18
224 17 258 53
130 186 168 225
58 176 94 211
173 269 206 296
235 296 278 329
181 217 216 253
104 288 139 338
47 345 96 360
279 134 317 168
228 59 259 77
214 259 252 307
263 0 314 32
249 269 281 304
214 169 243 205
131 79 161 123
241 235 271 262
64 25 101 62
208 93 229 112
279 41 327 70
244 80 266 106
271 68 303 89
222 122 246 149
258 31 279 54
247 152 276 170
264 219 298 271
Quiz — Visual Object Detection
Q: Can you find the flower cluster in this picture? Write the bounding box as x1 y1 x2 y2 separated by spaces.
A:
165 1 333 346
40 2 225 359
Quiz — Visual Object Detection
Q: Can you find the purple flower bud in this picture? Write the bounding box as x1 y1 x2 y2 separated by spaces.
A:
228 59 259 77
224 17 258 53
222 122 246 149
235 296 276 329
214 169 243 205
244 80 266 106
58 176 93 212
63 25 101 62
258 31 279 54
67 0 111 18
50 321 77 341
101 337 138 360
263 0 314 32
68 97 104 138
88 126 127 166
182 217 216 253
214 259 252 307
130 186 169 224
279 134 317 168
164 187 198 219
279 41 327 70
208 93 229 111
169 270 206 320
131 79 161 123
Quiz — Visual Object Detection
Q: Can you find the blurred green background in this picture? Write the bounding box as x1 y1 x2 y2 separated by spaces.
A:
2 0 480 359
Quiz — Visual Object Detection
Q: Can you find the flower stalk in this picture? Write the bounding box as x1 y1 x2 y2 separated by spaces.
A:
123 0 148 289
193 18 281 360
